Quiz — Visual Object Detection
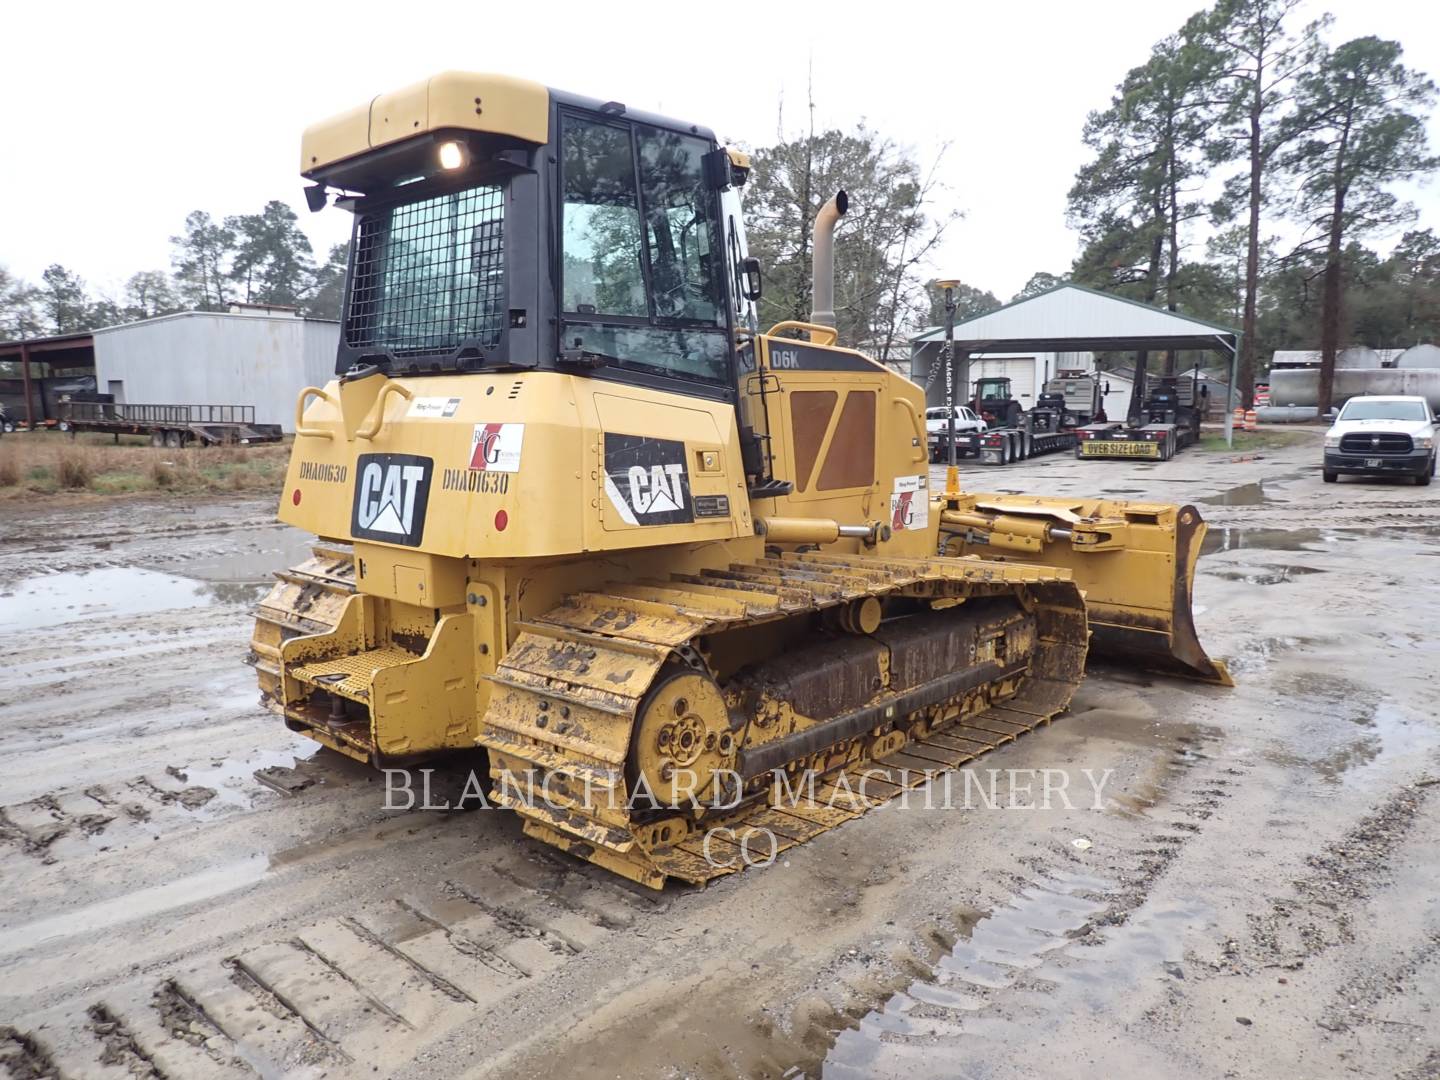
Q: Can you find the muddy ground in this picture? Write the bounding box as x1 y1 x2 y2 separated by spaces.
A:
0 428 1436 1079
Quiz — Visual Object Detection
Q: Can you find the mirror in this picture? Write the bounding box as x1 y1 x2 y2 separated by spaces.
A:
741 257 763 302
304 184 328 213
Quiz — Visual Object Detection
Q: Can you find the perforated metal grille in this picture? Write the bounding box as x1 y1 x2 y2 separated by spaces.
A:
345 185 505 359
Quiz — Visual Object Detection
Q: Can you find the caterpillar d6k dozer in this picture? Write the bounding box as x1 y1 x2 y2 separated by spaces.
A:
249 72 1227 890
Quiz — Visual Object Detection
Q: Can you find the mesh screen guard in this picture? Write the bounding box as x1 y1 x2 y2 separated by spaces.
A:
345 184 505 360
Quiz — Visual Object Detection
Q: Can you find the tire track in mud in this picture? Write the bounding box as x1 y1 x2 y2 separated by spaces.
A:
757 729 1247 1078
1 850 657 1079
1236 780 1437 971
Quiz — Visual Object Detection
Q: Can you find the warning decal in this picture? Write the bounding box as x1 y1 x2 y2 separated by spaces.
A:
468 423 525 472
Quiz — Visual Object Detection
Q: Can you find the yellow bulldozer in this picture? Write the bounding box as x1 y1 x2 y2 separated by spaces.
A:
249 72 1229 890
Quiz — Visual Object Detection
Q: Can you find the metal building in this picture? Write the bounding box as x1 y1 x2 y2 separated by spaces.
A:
92 308 339 433
909 283 1239 421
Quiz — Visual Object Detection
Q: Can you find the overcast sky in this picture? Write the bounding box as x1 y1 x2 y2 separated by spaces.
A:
4 0 1437 306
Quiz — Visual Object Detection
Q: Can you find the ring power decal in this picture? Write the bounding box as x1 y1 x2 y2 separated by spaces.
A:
693 494 731 518
351 454 433 547
603 433 694 526
469 423 525 472
407 396 462 418
890 473 928 532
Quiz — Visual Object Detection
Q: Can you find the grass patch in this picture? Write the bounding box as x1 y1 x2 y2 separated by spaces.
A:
0 432 291 502
57 448 96 489
1198 427 1314 452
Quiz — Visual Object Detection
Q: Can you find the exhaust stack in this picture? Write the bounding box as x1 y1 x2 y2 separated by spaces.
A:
810 190 849 329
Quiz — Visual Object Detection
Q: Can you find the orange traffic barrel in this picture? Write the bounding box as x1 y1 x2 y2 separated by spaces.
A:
1243 409 1257 431
1233 406 1245 429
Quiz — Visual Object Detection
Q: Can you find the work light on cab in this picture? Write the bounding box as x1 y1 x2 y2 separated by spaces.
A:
437 140 466 170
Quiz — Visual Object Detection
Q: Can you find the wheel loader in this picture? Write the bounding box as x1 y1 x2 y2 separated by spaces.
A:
249 72 1230 889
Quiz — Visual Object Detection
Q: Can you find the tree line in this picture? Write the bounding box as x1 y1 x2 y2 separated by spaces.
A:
1054 0 1435 408
3 3 1433 412
744 0 1436 410
0 201 348 339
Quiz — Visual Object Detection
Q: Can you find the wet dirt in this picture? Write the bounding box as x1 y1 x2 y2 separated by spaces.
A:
1 437 1438 1080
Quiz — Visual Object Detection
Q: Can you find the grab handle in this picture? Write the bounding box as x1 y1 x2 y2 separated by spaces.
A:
894 398 927 463
764 321 839 347
356 382 414 441
295 386 334 440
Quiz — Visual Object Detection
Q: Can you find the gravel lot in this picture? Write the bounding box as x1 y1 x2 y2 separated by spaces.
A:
1 426 1436 1079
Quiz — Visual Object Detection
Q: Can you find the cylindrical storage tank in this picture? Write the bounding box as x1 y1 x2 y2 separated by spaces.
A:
1398 344 1440 369
1339 346 1382 368
1256 405 1319 423
1269 367 1440 410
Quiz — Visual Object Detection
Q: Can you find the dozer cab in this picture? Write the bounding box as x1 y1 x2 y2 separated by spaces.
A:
249 72 1229 889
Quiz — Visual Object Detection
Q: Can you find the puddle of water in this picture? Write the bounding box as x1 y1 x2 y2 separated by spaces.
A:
175 526 316 584
177 738 325 811
0 567 217 632
819 884 1214 1078
820 870 1115 1072
1200 481 1268 506
1209 564 1328 585
1200 526 1336 557
199 581 270 605
1270 700 1439 785
0 856 267 958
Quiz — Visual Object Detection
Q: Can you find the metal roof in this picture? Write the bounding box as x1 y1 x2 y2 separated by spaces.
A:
912 283 1237 354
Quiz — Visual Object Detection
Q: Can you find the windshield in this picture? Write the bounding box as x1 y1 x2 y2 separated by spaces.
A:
1339 400 1429 422
925 408 951 419
345 184 505 361
561 114 729 383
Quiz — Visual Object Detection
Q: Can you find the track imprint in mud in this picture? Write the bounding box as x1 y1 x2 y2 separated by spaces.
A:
768 728 1245 1078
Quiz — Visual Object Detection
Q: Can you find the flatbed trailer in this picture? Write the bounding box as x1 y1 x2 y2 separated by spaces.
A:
1074 420 1197 461
58 401 283 447
951 426 1078 464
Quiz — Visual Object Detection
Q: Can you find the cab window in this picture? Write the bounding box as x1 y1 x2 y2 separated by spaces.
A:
560 113 730 385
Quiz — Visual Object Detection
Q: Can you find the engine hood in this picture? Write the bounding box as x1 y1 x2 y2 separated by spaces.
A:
1327 417 1433 438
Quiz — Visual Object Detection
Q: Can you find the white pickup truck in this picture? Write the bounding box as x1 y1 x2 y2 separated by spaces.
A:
1323 395 1437 486
925 405 986 462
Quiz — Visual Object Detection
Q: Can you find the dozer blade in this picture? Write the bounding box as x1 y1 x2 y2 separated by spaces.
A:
943 494 1232 687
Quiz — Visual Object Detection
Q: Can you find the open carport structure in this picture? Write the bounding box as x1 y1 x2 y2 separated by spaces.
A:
910 284 1241 445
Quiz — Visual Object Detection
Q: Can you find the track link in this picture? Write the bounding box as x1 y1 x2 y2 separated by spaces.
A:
478 551 1088 889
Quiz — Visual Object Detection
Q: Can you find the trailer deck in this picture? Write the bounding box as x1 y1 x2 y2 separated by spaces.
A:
59 402 282 446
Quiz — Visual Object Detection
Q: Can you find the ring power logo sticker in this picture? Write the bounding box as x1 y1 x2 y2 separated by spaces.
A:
469 423 524 472
890 474 928 532
407 396 462 419
603 433 694 526
351 454 433 547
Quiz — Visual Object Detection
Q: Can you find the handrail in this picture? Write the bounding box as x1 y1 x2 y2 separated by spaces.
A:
295 386 334 440
763 321 839 347
356 382 414 441
894 398 928 464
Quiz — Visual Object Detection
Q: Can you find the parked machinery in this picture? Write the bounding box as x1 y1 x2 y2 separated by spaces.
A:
249 71 1230 889
947 374 1104 465
1075 366 1203 461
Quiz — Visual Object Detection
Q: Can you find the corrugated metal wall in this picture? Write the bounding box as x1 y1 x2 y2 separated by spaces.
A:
92 314 339 432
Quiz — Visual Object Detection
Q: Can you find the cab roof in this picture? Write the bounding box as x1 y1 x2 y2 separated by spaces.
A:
300 71 719 181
